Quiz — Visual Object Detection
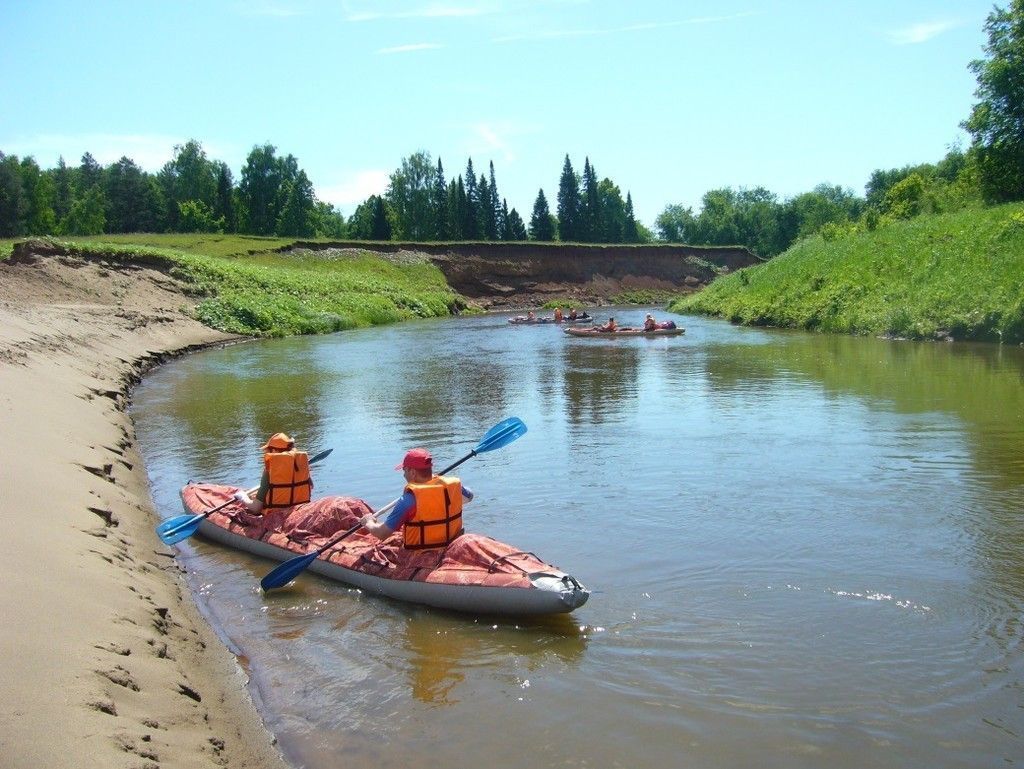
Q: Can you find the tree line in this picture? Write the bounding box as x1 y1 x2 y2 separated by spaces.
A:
347 150 644 244
1 1 1021 253
0 140 346 240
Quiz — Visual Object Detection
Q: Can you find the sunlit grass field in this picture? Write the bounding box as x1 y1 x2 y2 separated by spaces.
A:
670 203 1024 343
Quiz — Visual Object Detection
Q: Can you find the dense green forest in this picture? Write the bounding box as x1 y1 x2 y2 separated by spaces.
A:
1 2 1021 259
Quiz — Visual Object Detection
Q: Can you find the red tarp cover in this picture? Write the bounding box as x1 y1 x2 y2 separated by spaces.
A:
181 484 559 589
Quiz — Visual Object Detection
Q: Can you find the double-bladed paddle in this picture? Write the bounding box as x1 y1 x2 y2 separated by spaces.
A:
259 417 528 592
156 448 334 546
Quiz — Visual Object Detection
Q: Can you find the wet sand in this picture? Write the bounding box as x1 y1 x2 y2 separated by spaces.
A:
0 241 287 768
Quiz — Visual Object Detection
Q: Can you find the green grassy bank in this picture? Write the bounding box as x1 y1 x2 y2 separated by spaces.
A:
669 204 1024 344
2 234 464 337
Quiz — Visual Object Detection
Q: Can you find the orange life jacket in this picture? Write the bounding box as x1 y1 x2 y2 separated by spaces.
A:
263 450 312 509
403 476 464 549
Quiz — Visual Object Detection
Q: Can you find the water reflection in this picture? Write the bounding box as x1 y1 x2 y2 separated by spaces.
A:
403 614 587 706
697 332 1024 491
155 339 335 482
562 341 642 425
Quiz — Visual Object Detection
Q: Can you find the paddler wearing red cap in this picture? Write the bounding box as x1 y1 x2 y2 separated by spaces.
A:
234 432 313 514
360 448 474 549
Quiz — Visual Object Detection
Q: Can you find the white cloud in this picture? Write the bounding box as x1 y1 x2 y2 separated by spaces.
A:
885 20 959 45
377 42 444 54
492 11 756 43
466 122 517 164
345 2 495 22
316 169 391 211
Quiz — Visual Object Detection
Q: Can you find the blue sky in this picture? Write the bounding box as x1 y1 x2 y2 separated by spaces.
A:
0 1 995 228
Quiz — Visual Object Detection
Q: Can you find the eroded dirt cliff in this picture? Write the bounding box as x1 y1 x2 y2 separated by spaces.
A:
288 241 763 308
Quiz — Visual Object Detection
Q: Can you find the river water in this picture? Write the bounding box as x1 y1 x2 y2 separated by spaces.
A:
132 308 1024 769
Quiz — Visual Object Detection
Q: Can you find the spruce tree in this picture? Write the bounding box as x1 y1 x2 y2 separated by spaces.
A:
556 155 581 241
479 173 496 238
433 158 449 240
463 159 480 238
530 188 555 241
488 161 503 239
369 195 392 240
624 192 639 243
581 157 601 242
504 201 528 240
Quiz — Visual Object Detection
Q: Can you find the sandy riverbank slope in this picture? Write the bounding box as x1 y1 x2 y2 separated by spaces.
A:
0 243 287 769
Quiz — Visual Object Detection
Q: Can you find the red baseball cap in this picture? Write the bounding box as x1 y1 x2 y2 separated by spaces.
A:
395 448 432 471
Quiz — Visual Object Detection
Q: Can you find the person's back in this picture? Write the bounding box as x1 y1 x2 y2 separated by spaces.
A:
643 314 657 331
361 448 473 547
402 475 464 548
236 432 312 514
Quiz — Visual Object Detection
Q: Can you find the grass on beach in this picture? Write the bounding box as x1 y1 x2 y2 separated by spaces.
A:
2 234 463 337
669 203 1024 344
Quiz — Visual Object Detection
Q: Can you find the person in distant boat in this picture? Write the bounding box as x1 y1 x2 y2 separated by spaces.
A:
643 313 658 331
527 310 536 321
234 432 313 514
361 448 474 548
597 317 617 332
554 307 564 322
567 307 578 320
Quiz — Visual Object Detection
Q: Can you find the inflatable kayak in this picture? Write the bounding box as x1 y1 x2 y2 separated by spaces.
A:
508 313 592 325
180 484 590 616
563 325 685 337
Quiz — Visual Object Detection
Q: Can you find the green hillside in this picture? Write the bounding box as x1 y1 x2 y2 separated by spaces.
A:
2 235 463 337
670 204 1024 344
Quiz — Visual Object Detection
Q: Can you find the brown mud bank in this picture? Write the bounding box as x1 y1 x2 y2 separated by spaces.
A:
289 241 764 309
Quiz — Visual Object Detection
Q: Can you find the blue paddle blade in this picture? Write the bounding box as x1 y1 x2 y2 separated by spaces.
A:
157 514 197 536
157 515 203 545
475 417 527 453
261 552 319 591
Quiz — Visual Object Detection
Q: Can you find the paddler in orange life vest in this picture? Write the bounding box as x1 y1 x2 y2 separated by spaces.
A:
234 432 313 514
360 448 474 548
553 307 564 322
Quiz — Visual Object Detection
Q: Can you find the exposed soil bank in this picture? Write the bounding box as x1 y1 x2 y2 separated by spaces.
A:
290 241 763 308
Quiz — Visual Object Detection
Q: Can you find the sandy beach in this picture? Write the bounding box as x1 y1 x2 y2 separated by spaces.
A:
0 241 287 768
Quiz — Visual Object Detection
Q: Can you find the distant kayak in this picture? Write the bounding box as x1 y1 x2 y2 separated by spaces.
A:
179 484 590 616
509 313 592 325
563 325 685 337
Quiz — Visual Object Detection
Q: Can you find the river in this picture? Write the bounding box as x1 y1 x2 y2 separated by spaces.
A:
132 307 1024 769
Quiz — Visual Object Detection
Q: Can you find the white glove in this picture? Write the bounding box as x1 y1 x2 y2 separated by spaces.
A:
233 490 252 505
